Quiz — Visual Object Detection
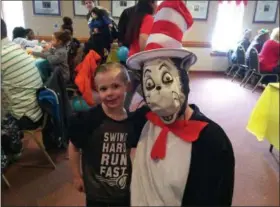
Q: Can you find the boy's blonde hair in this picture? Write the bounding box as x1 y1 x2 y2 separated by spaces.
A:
93 62 130 84
270 27 279 42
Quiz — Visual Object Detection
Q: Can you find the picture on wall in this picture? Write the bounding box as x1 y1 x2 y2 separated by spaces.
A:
253 1 279 23
185 1 209 20
73 0 99 16
33 0 61 16
111 0 136 18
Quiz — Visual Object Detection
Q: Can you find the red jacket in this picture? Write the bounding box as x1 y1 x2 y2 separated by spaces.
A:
75 50 101 106
259 40 280 72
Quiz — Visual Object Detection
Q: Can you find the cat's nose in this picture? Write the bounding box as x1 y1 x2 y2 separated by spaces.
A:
156 85 161 91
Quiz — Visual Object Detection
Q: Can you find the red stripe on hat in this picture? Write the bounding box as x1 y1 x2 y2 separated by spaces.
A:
157 0 193 30
145 42 164 51
149 20 183 42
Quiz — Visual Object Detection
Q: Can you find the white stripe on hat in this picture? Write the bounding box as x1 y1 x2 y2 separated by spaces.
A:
146 33 182 49
154 7 188 32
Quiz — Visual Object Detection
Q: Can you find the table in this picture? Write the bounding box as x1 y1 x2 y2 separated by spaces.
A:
247 83 279 151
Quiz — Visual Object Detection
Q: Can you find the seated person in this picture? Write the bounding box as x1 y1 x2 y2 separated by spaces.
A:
12 27 38 48
25 28 35 40
246 29 270 58
1 19 43 130
259 27 280 74
231 29 252 63
32 30 71 83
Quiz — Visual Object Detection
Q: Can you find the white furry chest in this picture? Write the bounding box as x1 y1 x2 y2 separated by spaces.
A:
131 122 192 206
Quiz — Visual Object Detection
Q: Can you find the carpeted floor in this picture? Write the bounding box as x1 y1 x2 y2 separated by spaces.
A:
1 72 279 206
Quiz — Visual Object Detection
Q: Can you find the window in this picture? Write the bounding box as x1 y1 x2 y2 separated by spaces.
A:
2 1 25 40
211 1 245 52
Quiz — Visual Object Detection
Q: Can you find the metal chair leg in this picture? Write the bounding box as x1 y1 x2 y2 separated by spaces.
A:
2 174 11 188
252 75 263 92
231 66 242 82
226 64 236 77
25 131 56 169
269 144 273 153
240 70 252 86
243 72 255 88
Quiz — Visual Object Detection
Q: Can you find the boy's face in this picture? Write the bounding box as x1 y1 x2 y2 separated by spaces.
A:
85 0 94 11
95 70 128 110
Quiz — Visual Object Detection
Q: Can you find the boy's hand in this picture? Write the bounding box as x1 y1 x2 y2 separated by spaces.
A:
73 176 84 193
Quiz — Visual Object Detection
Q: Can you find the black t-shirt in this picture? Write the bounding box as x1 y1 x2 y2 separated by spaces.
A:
68 104 148 203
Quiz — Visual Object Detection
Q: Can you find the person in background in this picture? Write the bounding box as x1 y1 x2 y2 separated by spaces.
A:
84 0 96 20
125 0 157 57
32 30 71 83
1 19 43 130
259 27 280 75
239 29 252 51
25 28 35 40
124 0 157 110
246 29 270 59
231 29 252 63
118 4 137 47
12 27 38 48
68 62 138 206
61 16 81 82
83 7 113 63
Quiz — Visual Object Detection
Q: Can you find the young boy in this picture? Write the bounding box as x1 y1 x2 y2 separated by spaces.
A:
68 62 146 206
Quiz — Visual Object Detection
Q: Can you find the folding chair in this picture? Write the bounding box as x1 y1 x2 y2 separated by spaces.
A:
22 113 56 169
230 45 249 82
240 47 257 86
243 48 279 92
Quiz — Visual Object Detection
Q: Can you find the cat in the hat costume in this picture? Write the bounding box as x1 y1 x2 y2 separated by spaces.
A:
127 0 235 206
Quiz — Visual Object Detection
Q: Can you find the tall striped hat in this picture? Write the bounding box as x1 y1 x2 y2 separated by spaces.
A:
126 0 197 70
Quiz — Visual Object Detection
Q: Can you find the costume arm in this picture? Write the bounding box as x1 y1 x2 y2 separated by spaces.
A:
182 123 235 206
217 140 235 206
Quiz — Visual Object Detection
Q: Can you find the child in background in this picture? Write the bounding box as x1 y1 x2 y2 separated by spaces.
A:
12 27 38 48
32 30 71 83
68 62 145 206
61 16 81 82
25 28 35 40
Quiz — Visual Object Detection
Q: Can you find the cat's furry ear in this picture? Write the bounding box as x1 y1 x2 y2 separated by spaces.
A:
180 54 197 72
170 54 197 72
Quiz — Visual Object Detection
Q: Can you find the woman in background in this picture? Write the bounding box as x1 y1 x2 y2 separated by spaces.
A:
123 0 157 110
259 27 280 74
125 0 157 57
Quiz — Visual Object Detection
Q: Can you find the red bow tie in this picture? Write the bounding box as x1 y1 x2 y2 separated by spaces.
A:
146 111 208 160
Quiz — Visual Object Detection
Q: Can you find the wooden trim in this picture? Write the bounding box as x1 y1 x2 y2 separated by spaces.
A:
182 41 211 48
35 35 212 48
35 35 89 43
210 51 227 57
